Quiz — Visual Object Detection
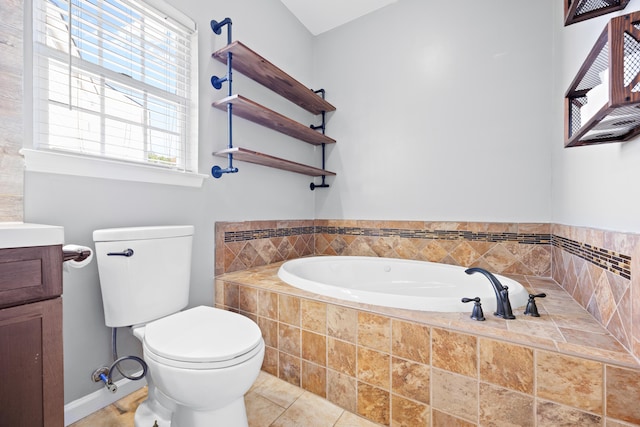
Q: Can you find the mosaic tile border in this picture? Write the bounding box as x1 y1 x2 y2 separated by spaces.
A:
316 226 551 244
224 226 551 245
552 235 632 279
224 226 315 243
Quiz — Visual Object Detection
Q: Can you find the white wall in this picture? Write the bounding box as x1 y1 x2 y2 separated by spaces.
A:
312 0 554 222
551 0 640 233
24 0 316 404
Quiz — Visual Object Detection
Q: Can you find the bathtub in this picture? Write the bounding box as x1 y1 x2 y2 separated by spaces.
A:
277 256 529 313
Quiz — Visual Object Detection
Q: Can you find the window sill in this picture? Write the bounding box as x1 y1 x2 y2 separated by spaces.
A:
21 149 207 188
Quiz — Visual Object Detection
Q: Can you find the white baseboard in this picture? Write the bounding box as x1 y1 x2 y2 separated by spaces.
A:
64 374 147 426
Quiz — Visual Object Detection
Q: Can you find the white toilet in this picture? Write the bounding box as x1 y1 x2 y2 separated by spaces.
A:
93 225 264 427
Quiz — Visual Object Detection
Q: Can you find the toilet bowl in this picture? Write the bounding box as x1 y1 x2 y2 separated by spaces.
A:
93 226 265 427
133 306 265 426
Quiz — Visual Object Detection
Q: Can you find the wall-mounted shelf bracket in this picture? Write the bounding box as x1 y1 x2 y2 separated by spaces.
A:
210 17 238 178
310 89 330 191
209 31 336 183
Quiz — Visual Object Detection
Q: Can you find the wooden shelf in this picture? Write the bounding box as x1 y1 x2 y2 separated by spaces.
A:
210 37 336 183
565 11 640 147
564 0 629 26
214 147 336 177
212 41 336 115
213 95 336 146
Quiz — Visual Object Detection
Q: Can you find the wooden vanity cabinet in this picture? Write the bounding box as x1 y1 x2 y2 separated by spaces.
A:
0 245 64 426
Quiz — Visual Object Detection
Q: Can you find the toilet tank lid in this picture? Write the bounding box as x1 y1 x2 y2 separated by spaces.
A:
93 225 194 242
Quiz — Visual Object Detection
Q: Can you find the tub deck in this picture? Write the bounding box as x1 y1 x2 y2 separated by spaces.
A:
217 262 638 369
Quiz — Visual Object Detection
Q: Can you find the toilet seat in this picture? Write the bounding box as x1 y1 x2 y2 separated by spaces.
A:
142 306 264 370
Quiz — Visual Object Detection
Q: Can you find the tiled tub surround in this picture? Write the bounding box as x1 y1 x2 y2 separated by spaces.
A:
551 224 639 365
215 220 640 425
216 220 639 359
215 221 552 277
215 264 640 426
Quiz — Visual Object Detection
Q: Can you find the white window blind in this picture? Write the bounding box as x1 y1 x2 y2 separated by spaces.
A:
32 0 198 173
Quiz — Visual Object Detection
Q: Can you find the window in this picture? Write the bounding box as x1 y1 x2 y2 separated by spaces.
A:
30 0 201 184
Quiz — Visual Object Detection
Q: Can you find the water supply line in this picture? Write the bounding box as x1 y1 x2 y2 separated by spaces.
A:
92 328 148 393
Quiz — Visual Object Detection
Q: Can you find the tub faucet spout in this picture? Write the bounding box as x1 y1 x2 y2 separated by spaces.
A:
465 267 515 319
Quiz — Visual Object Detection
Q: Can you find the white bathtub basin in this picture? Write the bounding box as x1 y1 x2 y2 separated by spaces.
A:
278 256 529 313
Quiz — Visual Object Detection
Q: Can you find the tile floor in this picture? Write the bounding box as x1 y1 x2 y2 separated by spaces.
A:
70 371 381 427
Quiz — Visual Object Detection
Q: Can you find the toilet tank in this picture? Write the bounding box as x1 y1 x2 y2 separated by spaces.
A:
93 225 194 327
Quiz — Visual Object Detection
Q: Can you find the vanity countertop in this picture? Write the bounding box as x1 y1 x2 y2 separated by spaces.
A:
0 222 64 249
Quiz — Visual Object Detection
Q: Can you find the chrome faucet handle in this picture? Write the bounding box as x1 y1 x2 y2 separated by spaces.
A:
524 293 546 317
461 297 486 321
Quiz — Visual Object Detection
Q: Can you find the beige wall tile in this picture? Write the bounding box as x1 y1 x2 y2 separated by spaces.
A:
279 294 300 326
214 279 225 306
357 382 390 425
432 328 477 378
392 320 430 364
450 241 482 266
328 337 356 377
479 338 534 394
278 352 301 386
327 305 358 343
302 330 326 366
239 286 258 314
278 322 300 356
258 289 278 320
258 316 278 348
301 361 326 398
391 357 430 405
479 383 534 427
302 299 326 333
262 346 278 376
357 347 390 390
391 394 429 427
536 400 602 426
606 365 640 424
224 282 239 309
223 243 244 273
536 351 603 413
431 369 478 423
327 369 357 413
237 242 260 269
358 312 391 352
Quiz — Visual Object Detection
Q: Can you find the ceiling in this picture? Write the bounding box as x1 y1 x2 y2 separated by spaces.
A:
279 0 398 35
